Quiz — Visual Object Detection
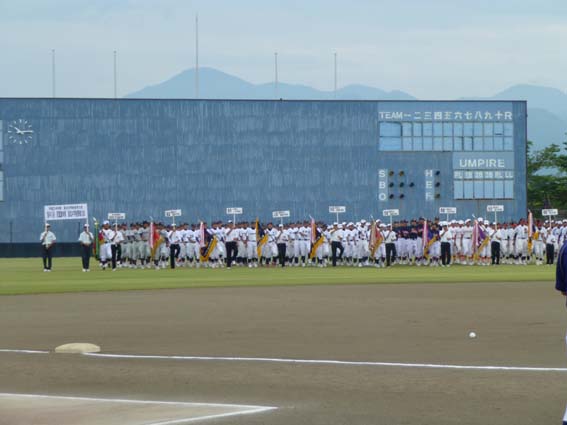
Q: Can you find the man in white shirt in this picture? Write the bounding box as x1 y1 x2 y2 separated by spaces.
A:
40 223 56 272
490 224 503 265
224 221 239 268
329 223 344 267
275 224 289 267
439 222 453 267
78 223 94 272
383 224 397 267
546 224 557 265
167 224 182 269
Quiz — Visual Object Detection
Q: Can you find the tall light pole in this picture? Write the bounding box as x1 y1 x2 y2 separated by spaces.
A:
51 49 56 98
195 13 199 99
113 50 117 99
274 52 279 99
334 52 337 99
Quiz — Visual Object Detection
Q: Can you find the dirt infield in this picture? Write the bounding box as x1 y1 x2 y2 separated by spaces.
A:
0 281 565 424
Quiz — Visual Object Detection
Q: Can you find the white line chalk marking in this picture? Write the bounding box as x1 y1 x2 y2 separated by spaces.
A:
3 348 567 373
0 349 49 354
84 352 567 372
0 393 277 425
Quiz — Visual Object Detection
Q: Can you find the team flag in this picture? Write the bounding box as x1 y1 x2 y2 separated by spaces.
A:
197 222 217 262
422 220 430 259
369 220 383 258
256 218 268 257
149 221 163 258
309 217 324 259
198 221 206 248
200 227 217 262
527 211 534 253
93 219 101 259
472 220 489 261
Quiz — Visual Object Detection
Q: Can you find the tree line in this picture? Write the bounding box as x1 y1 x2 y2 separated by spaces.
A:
527 139 567 217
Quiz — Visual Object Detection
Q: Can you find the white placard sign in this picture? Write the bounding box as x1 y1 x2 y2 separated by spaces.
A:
382 209 400 217
439 207 457 215
542 209 558 216
329 206 346 213
226 207 243 215
108 213 126 220
44 203 88 221
165 209 182 217
486 205 504 213
272 210 291 218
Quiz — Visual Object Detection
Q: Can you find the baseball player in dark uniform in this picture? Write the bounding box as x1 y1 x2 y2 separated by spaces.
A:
555 238 567 425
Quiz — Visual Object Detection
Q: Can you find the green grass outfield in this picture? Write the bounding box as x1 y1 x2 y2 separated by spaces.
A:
0 257 555 295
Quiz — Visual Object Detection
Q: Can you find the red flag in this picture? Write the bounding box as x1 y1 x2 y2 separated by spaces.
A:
422 220 429 250
149 222 155 251
149 221 161 251
370 220 377 247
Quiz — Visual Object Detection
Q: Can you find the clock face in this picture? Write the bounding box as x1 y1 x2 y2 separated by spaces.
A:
7 119 34 145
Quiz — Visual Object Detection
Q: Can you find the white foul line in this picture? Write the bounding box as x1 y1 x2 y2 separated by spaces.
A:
84 352 567 372
2 348 567 372
0 393 277 425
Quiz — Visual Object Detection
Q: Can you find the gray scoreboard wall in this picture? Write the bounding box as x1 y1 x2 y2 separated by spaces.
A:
0 98 527 243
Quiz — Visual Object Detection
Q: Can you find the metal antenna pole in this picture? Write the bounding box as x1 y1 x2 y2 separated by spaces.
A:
113 50 117 99
195 13 199 99
274 52 278 99
51 49 56 98
334 52 337 99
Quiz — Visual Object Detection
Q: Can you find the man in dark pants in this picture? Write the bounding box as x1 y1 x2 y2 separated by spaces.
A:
167 225 181 269
39 223 56 272
275 224 288 267
554 239 567 424
225 221 239 268
547 230 557 265
491 239 501 265
384 225 397 267
330 223 344 267
439 222 452 267
78 223 94 272
490 223 502 266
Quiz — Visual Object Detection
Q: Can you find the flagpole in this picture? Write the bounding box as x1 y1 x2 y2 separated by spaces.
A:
195 13 199 99
51 49 56 98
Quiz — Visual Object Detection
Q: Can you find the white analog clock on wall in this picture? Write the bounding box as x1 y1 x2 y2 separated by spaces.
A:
7 119 34 145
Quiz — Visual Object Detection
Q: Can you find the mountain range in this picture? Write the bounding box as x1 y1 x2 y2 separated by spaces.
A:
127 67 567 151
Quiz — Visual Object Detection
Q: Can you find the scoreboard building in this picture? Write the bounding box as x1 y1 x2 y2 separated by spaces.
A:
0 99 527 243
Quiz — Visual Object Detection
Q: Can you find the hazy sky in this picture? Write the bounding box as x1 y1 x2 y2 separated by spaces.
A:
0 0 565 99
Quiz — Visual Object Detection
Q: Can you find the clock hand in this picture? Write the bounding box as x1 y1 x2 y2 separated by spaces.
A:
13 127 23 134
20 130 34 134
